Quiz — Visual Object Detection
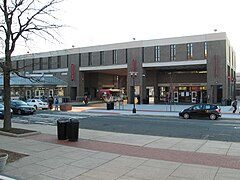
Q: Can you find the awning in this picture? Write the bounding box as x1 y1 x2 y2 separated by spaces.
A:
0 75 68 88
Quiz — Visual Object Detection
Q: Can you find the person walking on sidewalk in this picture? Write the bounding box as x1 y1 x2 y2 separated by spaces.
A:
232 99 237 113
54 95 59 111
48 95 54 110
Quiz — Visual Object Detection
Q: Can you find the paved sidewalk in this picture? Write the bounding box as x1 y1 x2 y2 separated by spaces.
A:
1 104 240 179
83 103 240 120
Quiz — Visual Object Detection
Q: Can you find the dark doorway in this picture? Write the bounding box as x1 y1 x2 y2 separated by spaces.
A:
70 87 77 101
217 85 223 103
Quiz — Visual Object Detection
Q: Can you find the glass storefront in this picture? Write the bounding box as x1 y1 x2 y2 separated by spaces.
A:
158 85 207 104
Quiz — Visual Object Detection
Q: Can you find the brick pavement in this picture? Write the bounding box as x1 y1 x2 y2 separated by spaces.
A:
28 133 240 170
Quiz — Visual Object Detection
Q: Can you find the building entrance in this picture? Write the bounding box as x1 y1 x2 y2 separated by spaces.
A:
158 85 207 104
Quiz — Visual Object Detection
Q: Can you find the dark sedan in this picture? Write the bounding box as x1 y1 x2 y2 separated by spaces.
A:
179 104 221 120
11 100 35 115
0 103 13 119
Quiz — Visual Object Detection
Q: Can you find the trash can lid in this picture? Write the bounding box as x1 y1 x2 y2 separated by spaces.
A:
57 118 69 123
69 118 79 123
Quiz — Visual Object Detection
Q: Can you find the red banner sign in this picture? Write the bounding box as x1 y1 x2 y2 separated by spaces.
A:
71 64 74 81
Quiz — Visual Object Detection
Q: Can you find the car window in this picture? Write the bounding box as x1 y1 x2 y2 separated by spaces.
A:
205 105 211 110
192 105 202 110
15 101 28 105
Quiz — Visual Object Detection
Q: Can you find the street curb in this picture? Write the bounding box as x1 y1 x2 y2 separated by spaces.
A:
0 130 41 137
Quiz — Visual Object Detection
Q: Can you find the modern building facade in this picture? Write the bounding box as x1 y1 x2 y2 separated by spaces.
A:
10 32 236 104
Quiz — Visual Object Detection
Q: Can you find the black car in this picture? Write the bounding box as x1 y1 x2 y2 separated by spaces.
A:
179 104 221 120
11 100 35 115
0 103 13 119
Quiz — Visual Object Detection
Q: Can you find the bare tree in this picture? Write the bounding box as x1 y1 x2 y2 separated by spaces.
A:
0 0 63 131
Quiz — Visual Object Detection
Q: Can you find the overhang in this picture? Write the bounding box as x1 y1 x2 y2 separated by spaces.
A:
0 75 68 88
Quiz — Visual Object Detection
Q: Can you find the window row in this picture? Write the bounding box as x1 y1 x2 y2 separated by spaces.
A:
154 42 208 62
15 42 209 71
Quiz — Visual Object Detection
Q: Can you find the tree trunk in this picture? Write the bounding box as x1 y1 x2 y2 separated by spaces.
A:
3 54 12 131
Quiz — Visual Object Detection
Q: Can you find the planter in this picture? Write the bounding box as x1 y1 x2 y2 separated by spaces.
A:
106 102 114 110
60 104 72 111
0 153 8 172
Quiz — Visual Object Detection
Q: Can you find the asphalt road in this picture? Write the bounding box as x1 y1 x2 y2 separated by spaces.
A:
79 115 240 142
11 111 240 142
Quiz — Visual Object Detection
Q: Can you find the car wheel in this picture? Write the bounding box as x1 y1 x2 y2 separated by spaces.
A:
17 109 22 115
183 113 190 119
209 114 217 120
34 105 37 110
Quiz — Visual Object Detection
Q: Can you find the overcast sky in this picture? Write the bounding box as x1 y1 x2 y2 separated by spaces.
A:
12 0 240 71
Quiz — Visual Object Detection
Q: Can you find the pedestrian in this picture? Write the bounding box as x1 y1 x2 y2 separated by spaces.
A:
83 95 88 105
232 99 237 113
54 95 59 111
48 95 54 110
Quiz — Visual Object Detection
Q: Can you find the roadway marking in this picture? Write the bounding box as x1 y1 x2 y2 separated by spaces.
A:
214 123 240 127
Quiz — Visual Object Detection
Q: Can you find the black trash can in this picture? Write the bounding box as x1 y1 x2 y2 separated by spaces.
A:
57 119 69 140
226 99 232 106
67 118 79 142
107 102 114 110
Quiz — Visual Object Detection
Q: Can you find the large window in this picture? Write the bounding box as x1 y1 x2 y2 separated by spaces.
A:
48 57 52 69
154 46 160 62
113 50 117 64
170 45 176 61
39 58 43 70
187 43 193 60
88 52 92 66
32 59 34 71
126 49 128 63
66 55 69 68
79 53 81 66
100 51 104 65
204 42 208 59
142 47 144 62
16 61 19 70
57 56 61 68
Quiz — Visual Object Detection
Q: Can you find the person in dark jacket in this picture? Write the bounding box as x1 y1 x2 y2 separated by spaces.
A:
232 99 237 113
48 95 54 110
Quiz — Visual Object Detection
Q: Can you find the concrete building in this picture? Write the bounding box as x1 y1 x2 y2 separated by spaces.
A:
11 32 236 104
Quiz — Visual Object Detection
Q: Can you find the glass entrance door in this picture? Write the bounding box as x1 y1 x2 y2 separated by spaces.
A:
192 91 197 103
174 91 178 103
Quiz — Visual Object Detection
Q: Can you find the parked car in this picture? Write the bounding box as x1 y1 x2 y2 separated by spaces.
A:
179 104 221 120
0 103 13 119
26 99 48 110
11 100 35 115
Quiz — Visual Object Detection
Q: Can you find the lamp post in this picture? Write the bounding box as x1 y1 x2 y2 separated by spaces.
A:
130 71 138 113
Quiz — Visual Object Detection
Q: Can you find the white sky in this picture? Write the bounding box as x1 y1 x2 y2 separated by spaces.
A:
13 0 240 71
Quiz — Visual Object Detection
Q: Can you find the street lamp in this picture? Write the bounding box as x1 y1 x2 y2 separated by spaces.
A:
130 71 138 113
